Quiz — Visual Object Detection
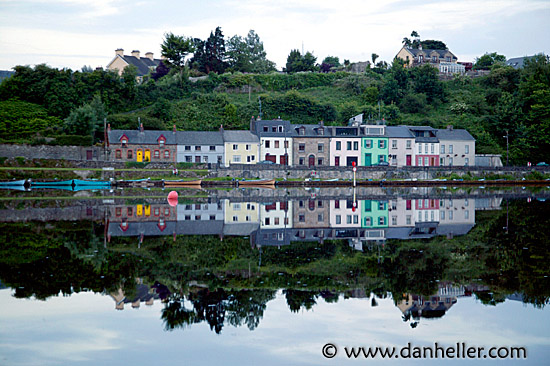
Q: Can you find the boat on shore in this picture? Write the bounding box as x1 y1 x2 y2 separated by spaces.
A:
73 179 111 187
164 179 202 187
31 179 74 187
238 179 276 187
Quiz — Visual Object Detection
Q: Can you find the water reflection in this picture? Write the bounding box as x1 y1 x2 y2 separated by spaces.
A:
0 188 549 336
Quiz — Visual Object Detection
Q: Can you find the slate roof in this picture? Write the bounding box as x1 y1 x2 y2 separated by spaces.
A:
290 124 329 138
253 119 292 137
386 126 415 138
406 48 457 60
505 56 536 69
405 126 439 143
120 55 161 76
177 131 224 145
436 128 475 141
223 130 259 143
109 129 177 145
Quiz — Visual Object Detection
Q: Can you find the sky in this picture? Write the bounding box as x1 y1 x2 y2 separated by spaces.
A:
0 0 549 72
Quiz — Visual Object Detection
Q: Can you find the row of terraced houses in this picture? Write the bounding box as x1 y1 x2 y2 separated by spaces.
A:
107 116 475 167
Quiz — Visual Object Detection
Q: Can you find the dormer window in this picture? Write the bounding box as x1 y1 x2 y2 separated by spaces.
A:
432 56 437 62
158 135 166 147
418 55 424 62
318 128 324 135
159 139 165 147
299 127 305 136
278 126 283 132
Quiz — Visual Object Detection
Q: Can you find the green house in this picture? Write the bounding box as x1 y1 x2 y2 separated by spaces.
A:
361 200 389 228
361 136 388 166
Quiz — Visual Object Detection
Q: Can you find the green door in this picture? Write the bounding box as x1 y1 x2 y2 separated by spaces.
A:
364 153 372 166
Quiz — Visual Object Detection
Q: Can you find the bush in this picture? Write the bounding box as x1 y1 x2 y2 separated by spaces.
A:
50 135 93 146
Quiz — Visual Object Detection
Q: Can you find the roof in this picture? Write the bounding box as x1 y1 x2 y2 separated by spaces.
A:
177 131 224 145
290 124 330 138
386 126 414 138
253 119 292 137
436 128 475 141
223 130 259 143
109 129 177 144
505 56 536 69
120 55 161 76
405 48 457 60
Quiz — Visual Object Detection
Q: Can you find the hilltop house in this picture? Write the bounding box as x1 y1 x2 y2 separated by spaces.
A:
106 49 162 82
395 46 465 74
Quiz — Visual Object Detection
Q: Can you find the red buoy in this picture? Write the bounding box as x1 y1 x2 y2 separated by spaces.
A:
167 191 178 206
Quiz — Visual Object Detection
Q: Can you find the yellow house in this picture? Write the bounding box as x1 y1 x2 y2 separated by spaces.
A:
395 46 458 68
223 130 260 167
106 48 162 82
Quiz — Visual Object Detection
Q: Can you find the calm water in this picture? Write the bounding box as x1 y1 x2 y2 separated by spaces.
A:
0 186 549 365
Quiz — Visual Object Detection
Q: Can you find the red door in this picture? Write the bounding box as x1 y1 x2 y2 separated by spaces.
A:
308 155 315 168
335 156 340 166
406 155 411 166
280 154 288 165
265 154 276 163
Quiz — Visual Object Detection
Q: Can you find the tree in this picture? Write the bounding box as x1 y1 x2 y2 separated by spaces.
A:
371 53 379 65
64 104 97 136
161 32 194 77
226 30 276 73
474 52 506 70
205 27 227 74
285 50 318 73
421 40 447 50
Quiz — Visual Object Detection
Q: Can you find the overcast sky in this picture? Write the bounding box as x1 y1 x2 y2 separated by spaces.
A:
0 0 549 71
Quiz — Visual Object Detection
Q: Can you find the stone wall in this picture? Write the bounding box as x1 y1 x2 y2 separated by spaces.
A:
0 144 105 161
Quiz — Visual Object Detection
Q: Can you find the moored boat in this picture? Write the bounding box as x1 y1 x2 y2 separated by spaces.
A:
73 179 111 187
164 179 202 187
238 179 276 187
31 179 74 187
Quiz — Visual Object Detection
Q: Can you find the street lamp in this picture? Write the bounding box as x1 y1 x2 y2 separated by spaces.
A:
503 130 509 166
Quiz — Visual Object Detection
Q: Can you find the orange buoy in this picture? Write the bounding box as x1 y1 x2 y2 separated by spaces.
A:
167 191 178 206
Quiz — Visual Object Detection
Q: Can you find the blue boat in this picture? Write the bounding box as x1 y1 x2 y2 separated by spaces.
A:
73 179 111 187
0 179 28 186
31 180 74 187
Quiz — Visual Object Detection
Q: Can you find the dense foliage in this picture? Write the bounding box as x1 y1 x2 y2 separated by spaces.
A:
0 53 548 163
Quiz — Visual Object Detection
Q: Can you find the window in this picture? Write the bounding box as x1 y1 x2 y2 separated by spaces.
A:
210 215 216 220
347 141 352 150
265 140 270 148
185 156 192 162
164 150 170 158
299 143 305 152
424 144 428 154
353 215 358 224
210 145 216 151
299 127 305 135
446 56 451 62
195 156 201 163
299 157 305 165
431 143 434 153
232 155 241 163
465 158 469 166
272 126 277 132
284 141 289 148
465 210 469 219
418 144 422 154
465 199 469 207
115 149 122 159
263 126 268 132
121 138 128 147
378 140 385 149
449 210 453 220
424 157 429 165
195 215 201 221
159 139 165 147
233 144 238 150
335 200 340 209
465 145 469 154
441 145 445 154
336 215 341 224
406 215 411 225
278 126 283 132
441 211 445 220
432 55 437 62
449 157 453 165
317 158 323 166
406 140 411 149
233 216 238 222
203 156 208 162
392 140 397 149
127 150 133 159
378 217 386 225
275 140 279 148
185 146 191 151
392 216 397 225
246 144 250 151
364 217 372 226
353 141 359 150
347 215 352 224
185 215 191 221
154 150 160 159
318 200 323 208
299 214 305 222
318 144 324 152
378 155 386 163
379 202 385 210
449 145 454 154
336 141 341 150
265 218 270 226
318 128 324 135
365 139 372 148
127 207 133 216
318 214 323 222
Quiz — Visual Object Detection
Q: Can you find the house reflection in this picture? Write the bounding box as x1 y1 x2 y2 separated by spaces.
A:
106 197 480 246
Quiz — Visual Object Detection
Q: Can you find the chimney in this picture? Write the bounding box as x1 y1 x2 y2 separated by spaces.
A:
107 123 111 132
173 124 177 133
115 48 124 56
250 116 256 132
131 50 140 58
145 52 154 60
447 125 453 131
219 124 224 133
319 120 324 127
140 123 144 132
